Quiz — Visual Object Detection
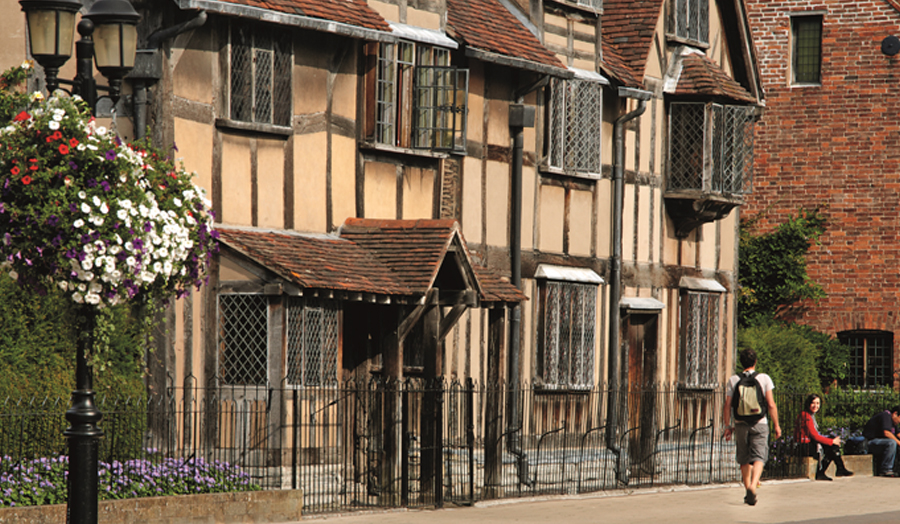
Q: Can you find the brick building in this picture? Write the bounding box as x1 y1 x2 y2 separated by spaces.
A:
745 0 900 388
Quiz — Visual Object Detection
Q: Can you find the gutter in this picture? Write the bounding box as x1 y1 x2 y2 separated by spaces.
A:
607 85 651 484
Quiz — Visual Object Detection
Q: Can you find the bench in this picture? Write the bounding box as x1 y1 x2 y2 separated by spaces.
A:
801 454 875 479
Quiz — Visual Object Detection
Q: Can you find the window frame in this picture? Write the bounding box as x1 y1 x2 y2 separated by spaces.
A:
667 101 756 196
839 330 894 389
545 76 604 178
228 21 292 128
669 0 709 46
791 14 823 86
285 297 341 388
217 293 270 386
368 40 468 153
537 279 598 390
678 290 720 390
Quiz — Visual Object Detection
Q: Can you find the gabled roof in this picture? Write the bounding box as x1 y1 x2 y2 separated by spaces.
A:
217 220 526 304
601 0 664 83
446 0 568 75
599 38 643 88
667 49 756 103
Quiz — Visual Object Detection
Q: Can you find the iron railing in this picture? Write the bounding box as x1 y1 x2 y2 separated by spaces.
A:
0 382 893 514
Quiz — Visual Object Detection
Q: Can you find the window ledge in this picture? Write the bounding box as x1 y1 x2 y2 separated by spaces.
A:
539 164 604 181
359 141 453 159
790 82 822 89
216 118 292 138
665 34 710 50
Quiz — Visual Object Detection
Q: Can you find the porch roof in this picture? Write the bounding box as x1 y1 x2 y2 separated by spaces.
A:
216 220 526 304
666 49 756 103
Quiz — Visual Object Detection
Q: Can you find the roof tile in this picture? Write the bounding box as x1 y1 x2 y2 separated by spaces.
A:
219 0 391 31
675 53 756 103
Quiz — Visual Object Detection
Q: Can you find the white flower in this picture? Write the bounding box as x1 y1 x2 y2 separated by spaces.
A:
173 198 182 207
84 293 100 305
96 126 107 136
78 284 87 292
81 203 91 213
77 144 86 151
109 245 121 255
48 120 59 130
100 203 109 214
73 219 85 228
92 196 101 207
72 292 84 304
82 259 93 271
83 244 93 254
126 256 136 267
89 282 102 294
8 270 17 281
78 191 87 199
58 281 68 291
117 209 128 220
124 241 133 252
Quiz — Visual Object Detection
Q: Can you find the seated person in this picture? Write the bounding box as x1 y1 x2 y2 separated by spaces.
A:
863 405 900 477
795 394 853 480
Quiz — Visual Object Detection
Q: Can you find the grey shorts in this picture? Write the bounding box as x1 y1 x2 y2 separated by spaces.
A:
734 420 769 465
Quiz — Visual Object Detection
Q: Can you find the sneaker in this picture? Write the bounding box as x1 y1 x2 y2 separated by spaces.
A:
836 469 854 477
815 471 833 481
880 471 898 477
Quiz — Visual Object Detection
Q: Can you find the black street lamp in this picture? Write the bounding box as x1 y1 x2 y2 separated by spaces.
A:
17 1 139 523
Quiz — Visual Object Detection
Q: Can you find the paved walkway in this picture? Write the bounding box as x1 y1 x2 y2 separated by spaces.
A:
299 475 900 523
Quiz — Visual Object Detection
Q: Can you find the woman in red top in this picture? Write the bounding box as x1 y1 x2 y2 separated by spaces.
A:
796 393 853 480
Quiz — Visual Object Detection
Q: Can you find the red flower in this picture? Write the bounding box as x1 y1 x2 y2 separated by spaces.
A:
29 165 38 171
69 138 79 147
51 131 62 141
59 144 69 155
21 176 32 185
10 166 19 176
13 111 30 122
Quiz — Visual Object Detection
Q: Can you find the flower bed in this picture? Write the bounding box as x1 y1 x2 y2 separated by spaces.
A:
0 455 258 507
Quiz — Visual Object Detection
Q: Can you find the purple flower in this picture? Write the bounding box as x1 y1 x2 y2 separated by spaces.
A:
87 178 97 188
68 161 78 171
100 180 111 192
105 150 117 161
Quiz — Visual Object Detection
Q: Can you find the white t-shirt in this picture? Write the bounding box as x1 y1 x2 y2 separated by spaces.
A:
726 370 774 424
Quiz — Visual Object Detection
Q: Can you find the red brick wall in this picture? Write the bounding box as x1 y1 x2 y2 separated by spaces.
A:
744 0 900 385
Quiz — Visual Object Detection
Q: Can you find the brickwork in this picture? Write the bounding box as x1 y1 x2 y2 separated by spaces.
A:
0 489 302 524
744 0 900 384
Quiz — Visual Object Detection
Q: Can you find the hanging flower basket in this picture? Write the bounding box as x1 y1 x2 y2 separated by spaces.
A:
0 92 218 308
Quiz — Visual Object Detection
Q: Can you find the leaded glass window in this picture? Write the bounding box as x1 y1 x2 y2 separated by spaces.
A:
230 22 292 126
286 298 340 387
669 102 755 195
540 281 597 388
679 291 719 388
548 77 603 176
372 41 467 151
671 0 708 45
840 330 893 389
792 16 822 85
218 294 268 386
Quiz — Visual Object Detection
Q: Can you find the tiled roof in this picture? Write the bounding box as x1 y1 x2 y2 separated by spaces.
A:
673 52 756 103
217 220 526 303
601 0 665 83
599 38 642 88
446 0 566 71
216 0 391 32
217 227 410 295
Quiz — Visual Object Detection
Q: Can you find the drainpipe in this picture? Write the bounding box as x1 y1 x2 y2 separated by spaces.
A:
607 86 651 483
131 11 208 140
507 75 549 487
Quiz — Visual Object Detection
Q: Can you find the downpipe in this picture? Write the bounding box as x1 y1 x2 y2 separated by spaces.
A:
607 86 650 485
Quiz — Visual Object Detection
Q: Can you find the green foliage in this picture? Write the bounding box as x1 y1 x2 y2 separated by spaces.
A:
739 208 827 327
0 63 31 125
737 323 820 394
789 324 851 389
817 385 899 432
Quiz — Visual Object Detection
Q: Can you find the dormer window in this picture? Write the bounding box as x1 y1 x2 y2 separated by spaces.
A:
670 0 708 46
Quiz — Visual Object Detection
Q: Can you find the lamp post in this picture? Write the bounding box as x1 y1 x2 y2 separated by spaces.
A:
18 2 139 523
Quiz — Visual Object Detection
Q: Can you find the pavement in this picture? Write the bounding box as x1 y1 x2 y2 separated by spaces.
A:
300 475 900 524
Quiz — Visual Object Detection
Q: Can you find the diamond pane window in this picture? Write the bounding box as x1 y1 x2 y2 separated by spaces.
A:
548 77 603 176
839 330 893 389
792 16 822 85
230 22 291 126
669 102 755 195
679 291 719 389
370 40 467 151
218 294 268 386
286 298 340 387
672 0 708 45
540 281 596 388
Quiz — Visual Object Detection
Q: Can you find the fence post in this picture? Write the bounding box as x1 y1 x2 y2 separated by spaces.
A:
466 377 475 504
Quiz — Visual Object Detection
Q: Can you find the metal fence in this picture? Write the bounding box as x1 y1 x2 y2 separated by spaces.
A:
0 381 892 514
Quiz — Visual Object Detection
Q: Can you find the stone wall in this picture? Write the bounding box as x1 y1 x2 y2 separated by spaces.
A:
0 489 302 524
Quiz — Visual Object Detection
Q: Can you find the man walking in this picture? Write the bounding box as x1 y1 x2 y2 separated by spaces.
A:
723 349 781 506
862 405 900 476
